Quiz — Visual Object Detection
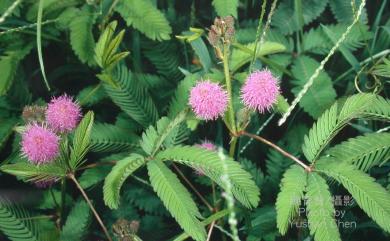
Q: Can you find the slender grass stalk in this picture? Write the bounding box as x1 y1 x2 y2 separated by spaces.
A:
37 0 51 91
278 0 367 126
249 0 267 72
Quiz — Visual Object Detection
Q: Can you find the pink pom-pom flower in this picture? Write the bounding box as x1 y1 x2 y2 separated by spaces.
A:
241 70 280 113
46 95 82 132
21 124 60 164
189 81 228 120
196 140 217 151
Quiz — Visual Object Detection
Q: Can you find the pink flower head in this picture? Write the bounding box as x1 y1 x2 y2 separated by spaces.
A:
196 140 217 151
46 94 82 132
189 81 228 120
34 179 56 189
21 124 60 164
241 70 280 113
194 140 217 176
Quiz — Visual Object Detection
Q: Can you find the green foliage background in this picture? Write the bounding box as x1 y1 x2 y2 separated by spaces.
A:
0 0 390 241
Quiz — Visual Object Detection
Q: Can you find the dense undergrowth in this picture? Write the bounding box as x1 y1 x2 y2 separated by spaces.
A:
0 0 390 241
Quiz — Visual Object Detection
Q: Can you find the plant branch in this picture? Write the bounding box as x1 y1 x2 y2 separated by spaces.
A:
239 131 312 172
223 45 237 134
68 173 113 241
222 44 239 157
206 220 216 241
171 163 214 212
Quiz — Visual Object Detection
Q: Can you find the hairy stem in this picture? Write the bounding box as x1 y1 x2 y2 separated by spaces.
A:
229 136 238 157
223 45 237 134
223 44 238 157
69 174 113 241
239 131 312 171
278 0 367 126
249 0 267 72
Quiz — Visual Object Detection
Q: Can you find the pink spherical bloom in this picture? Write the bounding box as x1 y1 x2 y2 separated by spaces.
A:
21 124 60 164
241 70 280 113
196 140 217 151
46 95 82 132
189 81 228 120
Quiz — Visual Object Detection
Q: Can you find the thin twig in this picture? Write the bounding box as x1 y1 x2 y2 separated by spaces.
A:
206 220 216 241
171 163 214 212
239 131 312 172
69 174 113 241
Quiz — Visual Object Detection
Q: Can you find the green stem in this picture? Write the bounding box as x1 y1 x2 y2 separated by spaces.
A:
37 0 51 91
249 0 267 72
223 45 238 157
229 136 238 157
223 45 236 133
